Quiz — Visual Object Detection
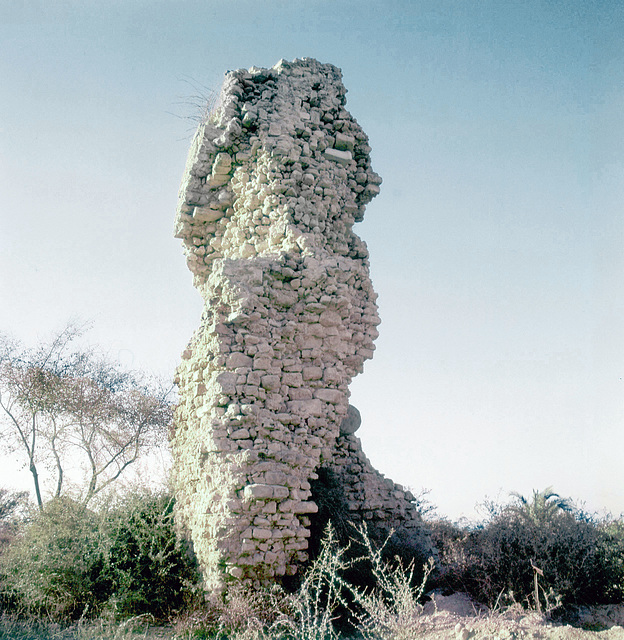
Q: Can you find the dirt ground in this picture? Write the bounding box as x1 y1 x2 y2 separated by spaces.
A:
139 593 624 639
408 593 624 639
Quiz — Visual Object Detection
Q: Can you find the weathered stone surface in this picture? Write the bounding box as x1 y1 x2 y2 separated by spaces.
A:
171 57 424 594
339 404 361 434
323 147 353 165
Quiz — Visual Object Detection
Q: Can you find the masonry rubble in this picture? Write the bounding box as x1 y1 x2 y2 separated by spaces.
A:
171 57 430 593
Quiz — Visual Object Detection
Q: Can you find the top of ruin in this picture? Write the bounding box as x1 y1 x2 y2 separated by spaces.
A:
174 58 382 280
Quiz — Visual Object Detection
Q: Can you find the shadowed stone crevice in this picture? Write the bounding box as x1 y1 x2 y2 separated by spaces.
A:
171 57 430 594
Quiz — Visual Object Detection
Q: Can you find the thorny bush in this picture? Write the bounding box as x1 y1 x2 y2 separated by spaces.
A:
429 491 624 611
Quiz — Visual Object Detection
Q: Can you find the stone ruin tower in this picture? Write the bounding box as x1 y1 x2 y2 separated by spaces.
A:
172 58 428 593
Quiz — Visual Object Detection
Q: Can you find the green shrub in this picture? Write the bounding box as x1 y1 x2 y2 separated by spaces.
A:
470 510 597 607
0 496 106 619
594 517 624 603
427 518 472 594
0 491 200 622
101 491 200 619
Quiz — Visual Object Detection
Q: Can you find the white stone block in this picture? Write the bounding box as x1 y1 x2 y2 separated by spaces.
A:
314 389 343 405
319 310 342 327
193 206 226 223
227 352 254 368
260 375 280 390
334 132 355 152
230 428 250 440
287 399 323 417
214 372 238 395
323 147 352 165
291 501 318 514
244 484 274 499
271 486 290 499
302 366 323 380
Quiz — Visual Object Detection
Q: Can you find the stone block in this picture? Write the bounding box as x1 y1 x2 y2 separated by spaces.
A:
230 428 250 439
244 484 274 499
227 352 254 368
302 366 323 380
264 471 288 485
314 389 343 404
193 206 226 223
271 485 290 499
291 501 318 514
282 372 303 387
253 356 273 370
287 399 323 416
334 132 355 152
323 147 352 165
339 404 362 434
214 372 238 395
260 375 281 390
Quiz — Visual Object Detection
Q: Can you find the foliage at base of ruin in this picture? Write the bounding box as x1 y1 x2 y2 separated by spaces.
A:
429 492 624 610
0 488 622 638
0 491 200 621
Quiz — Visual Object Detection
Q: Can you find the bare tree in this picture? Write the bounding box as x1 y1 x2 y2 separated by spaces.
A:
0 324 172 508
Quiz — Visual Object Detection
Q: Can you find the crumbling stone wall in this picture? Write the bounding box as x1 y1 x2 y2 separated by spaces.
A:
171 58 428 593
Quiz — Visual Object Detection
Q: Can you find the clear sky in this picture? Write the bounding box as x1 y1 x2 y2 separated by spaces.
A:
1 0 622 521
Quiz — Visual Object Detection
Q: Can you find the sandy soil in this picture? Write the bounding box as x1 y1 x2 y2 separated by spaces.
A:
407 593 624 639
140 594 624 639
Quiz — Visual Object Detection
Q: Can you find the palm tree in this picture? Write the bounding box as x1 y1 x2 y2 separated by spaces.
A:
509 487 574 525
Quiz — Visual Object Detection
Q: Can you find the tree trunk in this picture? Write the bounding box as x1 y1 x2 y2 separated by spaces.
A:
29 458 43 510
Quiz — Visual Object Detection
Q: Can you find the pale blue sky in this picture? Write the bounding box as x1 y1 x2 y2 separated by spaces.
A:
1 1 622 519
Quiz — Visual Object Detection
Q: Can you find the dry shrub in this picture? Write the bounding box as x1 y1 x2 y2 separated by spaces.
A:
348 523 435 640
173 582 292 640
308 467 433 597
276 524 351 640
217 583 291 639
174 524 436 640
429 493 624 612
